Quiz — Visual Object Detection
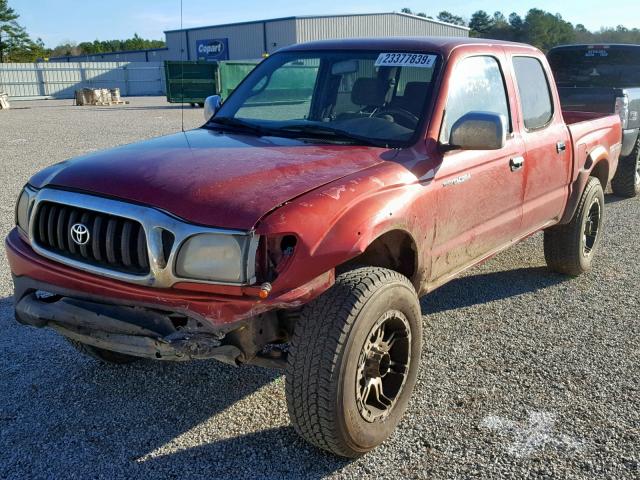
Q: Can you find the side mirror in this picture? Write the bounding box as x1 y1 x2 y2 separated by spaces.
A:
204 95 222 122
449 112 506 150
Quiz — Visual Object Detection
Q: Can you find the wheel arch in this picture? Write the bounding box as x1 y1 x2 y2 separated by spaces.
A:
337 228 421 288
588 152 610 190
559 146 609 224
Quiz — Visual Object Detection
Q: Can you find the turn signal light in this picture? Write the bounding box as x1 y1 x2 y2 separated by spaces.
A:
259 283 272 299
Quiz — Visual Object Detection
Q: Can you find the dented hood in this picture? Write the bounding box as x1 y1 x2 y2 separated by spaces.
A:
30 128 388 230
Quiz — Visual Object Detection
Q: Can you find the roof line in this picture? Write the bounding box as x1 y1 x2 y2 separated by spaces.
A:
164 12 470 34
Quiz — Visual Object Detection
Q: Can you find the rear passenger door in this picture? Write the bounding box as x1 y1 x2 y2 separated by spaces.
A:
511 56 572 229
430 54 527 282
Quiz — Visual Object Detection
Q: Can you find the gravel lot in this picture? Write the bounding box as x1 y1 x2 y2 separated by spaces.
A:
0 97 638 479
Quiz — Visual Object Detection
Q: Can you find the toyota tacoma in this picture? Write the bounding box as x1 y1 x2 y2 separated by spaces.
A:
6 38 622 457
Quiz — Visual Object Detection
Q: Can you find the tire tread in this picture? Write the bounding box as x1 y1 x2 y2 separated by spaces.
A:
611 137 639 198
285 267 415 457
544 176 604 275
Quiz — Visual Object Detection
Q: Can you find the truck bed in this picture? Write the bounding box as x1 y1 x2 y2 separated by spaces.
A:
564 109 621 168
558 86 640 131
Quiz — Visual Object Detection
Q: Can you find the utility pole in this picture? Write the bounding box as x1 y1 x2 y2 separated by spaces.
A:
0 31 4 63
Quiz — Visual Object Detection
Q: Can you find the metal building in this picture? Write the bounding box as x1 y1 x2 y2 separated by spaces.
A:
50 12 469 62
167 13 469 61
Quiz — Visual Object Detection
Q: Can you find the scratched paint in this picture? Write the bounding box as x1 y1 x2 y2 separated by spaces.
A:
323 185 347 200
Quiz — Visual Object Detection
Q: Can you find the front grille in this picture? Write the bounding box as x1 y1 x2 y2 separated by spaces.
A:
33 201 150 275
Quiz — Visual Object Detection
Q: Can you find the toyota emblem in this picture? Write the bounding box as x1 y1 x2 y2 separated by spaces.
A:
70 223 90 245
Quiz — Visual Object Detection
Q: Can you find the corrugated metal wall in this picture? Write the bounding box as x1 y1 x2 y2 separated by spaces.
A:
0 62 166 99
295 13 468 43
265 20 297 54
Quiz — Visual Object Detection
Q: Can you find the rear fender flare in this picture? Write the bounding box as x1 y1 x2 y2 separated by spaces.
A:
559 146 609 224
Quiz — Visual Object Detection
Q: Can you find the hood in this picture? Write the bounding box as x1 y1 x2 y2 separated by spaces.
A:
30 128 389 230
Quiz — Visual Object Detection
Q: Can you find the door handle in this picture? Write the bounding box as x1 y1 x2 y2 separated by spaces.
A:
556 141 567 153
510 156 524 172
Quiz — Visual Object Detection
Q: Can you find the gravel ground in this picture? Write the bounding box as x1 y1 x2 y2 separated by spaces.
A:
0 97 638 479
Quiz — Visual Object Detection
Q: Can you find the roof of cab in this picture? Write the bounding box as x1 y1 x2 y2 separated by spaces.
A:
280 36 538 56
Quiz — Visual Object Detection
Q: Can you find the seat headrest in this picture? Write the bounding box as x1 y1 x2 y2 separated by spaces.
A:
351 77 387 107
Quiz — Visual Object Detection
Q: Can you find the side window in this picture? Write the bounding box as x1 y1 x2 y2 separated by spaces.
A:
441 56 509 143
512 57 553 130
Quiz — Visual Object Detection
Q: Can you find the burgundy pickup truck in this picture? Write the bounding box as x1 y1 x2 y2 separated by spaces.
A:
6 38 621 456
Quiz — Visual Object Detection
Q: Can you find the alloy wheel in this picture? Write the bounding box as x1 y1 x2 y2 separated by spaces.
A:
355 310 412 423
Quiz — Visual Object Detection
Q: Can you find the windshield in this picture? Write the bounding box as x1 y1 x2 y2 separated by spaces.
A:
212 50 441 147
548 46 640 88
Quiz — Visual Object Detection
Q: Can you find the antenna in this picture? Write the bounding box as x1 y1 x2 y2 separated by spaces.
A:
180 0 184 132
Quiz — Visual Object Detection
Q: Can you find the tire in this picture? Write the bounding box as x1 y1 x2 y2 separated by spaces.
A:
544 177 605 276
65 338 139 364
286 267 422 457
611 137 640 198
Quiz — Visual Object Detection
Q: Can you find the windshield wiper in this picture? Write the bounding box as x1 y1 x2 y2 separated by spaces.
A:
207 116 271 136
275 124 388 147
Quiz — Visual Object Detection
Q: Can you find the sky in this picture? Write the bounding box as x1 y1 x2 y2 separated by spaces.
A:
11 0 640 47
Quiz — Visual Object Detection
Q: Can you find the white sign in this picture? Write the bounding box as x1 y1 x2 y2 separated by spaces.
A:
375 53 437 68
585 49 608 57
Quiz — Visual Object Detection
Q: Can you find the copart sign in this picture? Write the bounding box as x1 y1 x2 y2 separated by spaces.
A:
196 39 229 61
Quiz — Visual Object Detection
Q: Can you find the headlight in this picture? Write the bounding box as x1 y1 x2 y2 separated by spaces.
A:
15 186 37 234
175 233 258 284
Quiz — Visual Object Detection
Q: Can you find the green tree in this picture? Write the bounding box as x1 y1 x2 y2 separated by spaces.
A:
437 11 467 27
0 0 47 62
488 11 513 40
508 13 524 41
1 0 27 61
522 9 574 50
469 10 494 36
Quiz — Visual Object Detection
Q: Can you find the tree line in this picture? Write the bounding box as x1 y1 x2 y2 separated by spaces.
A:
50 35 166 59
404 7 640 51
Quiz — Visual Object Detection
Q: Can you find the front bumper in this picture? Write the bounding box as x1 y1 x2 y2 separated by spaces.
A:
6 228 333 329
15 291 241 362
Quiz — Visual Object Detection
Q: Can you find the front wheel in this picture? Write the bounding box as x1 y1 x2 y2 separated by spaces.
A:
544 177 605 276
285 267 422 457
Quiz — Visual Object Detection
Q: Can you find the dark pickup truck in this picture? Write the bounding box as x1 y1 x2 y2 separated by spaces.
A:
7 38 621 457
548 44 640 197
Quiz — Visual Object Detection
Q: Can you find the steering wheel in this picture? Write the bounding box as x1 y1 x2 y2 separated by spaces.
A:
372 107 419 129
